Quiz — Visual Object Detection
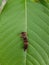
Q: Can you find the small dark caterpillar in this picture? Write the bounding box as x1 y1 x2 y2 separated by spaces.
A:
21 32 28 51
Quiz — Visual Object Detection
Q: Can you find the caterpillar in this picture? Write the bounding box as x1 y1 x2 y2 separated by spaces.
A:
21 32 28 51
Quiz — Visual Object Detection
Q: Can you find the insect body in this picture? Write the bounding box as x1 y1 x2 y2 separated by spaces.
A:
21 32 28 51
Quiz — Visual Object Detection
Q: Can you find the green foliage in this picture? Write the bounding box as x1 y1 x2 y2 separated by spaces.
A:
0 0 2 5
32 0 49 2
0 0 49 65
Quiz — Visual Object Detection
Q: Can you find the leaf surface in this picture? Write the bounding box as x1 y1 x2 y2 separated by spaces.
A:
0 0 49 65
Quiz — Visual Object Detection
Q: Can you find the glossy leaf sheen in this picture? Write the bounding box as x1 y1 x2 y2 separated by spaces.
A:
0 0 49 65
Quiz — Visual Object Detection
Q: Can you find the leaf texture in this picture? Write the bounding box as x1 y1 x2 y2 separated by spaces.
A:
0 0 49 65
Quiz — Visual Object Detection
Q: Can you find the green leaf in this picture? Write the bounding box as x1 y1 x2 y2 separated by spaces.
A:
0 0 2 5
0 0 49 65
